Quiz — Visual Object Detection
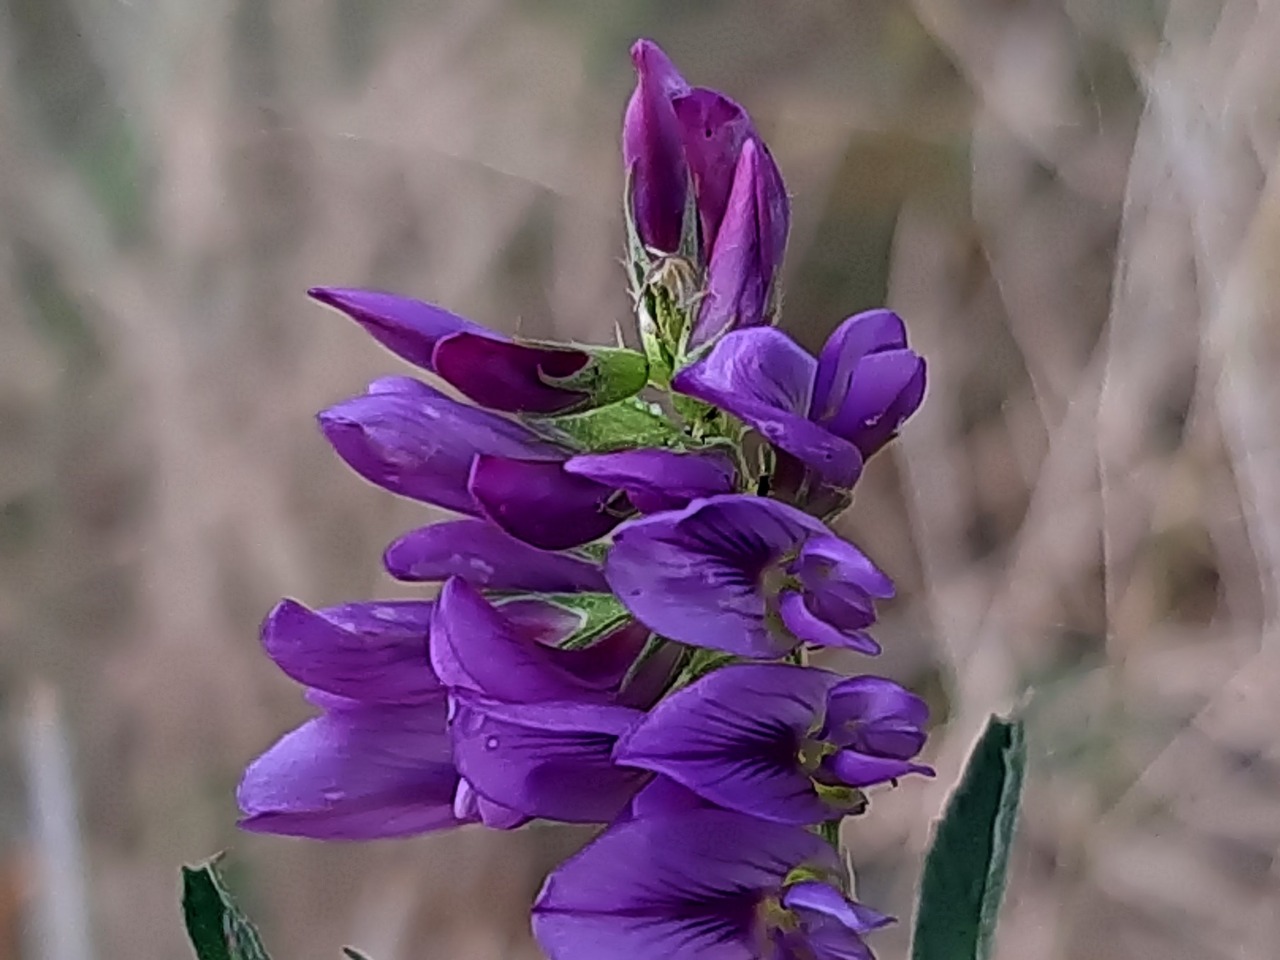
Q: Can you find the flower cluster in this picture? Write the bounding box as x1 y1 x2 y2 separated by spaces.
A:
239 39 928 960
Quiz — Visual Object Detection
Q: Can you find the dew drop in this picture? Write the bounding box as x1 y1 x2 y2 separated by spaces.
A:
484 736 500 751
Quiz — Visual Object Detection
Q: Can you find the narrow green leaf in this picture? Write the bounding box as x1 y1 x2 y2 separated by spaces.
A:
181 858 272 960
910 715 1026 960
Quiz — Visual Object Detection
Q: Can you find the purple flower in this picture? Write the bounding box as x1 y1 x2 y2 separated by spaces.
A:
430 579 652 823
384 518 609 592
624 39 691 254
309 287 492 372
318 376 566 515
605 495 894 658
674 311 926 490
237 599 463 840
532 808 891 960
689 137 790 352
614 664 932 825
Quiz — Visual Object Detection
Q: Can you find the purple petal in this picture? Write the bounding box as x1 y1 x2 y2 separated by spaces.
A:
308 287 492 371
673 89 755 251
451 777 529 829
261 599 441 704
451 696 647 823
783 881 893 935
754 141 790 300
433 332 589 414
605 495 822 658
384 518 607 592
825 350 927 458
532 808 839 911
318 379 564 512
615 664 840 824
810 309 908 422
626 776 713 820
794 535 895 600
823 676 929 758
824 749 934 788
778 591 881 655
623 40 691 254
564 449 737 513
674 330 861 486
237 703 461 840
689 139 766 351
469 456 626 550
429 578 614 702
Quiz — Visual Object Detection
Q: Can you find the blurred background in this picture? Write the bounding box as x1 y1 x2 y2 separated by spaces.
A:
3 0 1280 958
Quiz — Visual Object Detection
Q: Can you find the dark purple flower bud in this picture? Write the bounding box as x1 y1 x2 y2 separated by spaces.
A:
623 39 691 254
605 495 892 658
238 599 464 840
688 138 791 351
468 456 628 551
317 376 566 514
614 664 932 825
532 808 889 960
433 332 649 415
384 518 609 593
309 287 493 372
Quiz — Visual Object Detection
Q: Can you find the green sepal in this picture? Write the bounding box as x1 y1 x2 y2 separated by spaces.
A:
530 396 684 452
181 856 272 960
538 342 649 411
494 592 631 650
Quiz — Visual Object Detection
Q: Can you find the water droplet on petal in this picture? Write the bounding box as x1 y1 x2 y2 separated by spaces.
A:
484 736 499 751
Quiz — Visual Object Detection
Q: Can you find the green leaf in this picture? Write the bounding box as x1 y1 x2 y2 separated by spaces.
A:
910 715 1026 960
181 858 271 960
341 949 374 960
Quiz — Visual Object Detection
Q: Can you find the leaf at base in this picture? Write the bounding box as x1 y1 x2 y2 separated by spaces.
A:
181 857 272 960
909 715 1026 960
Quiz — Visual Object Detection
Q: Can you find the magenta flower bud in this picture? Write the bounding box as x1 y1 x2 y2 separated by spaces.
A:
687 137 791 351
622 40 690 254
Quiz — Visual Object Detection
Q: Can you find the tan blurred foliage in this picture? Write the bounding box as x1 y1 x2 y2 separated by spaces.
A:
1 1 1279 958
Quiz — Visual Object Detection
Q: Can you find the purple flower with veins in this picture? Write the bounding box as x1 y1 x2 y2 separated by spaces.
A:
237 599 463 840
614 664 933 825
532 808 891 960
430 578 654 824
605 494 894 658
675 310 926 493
